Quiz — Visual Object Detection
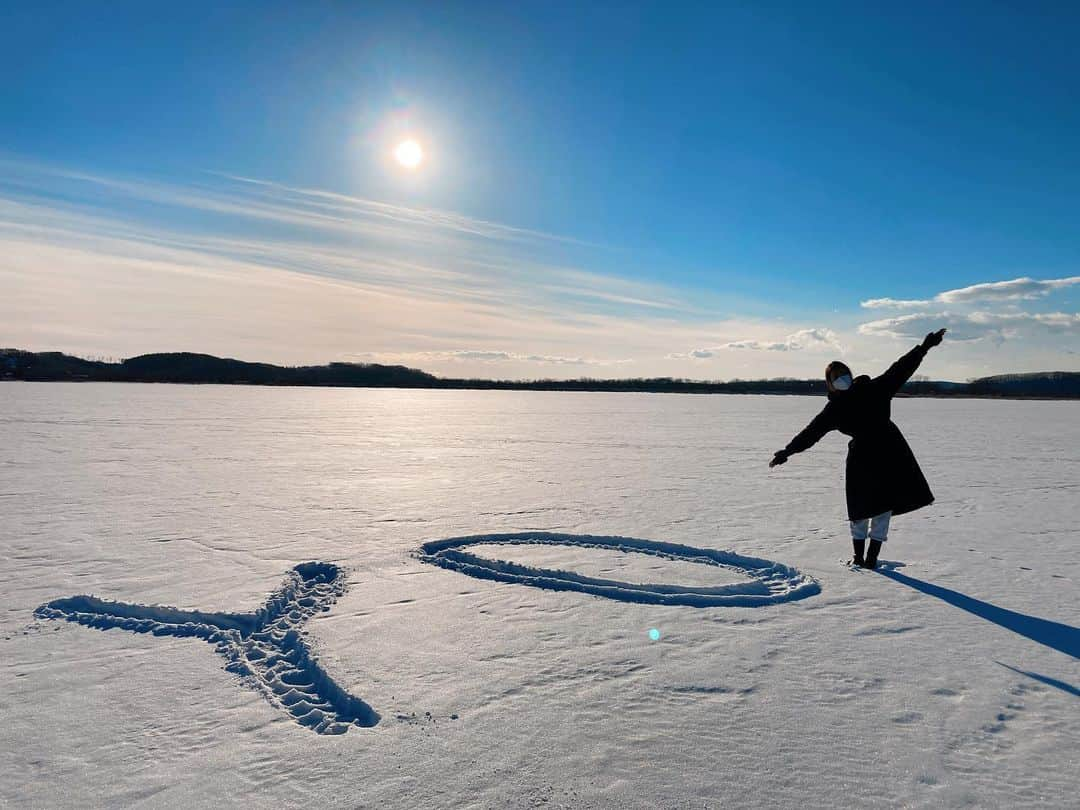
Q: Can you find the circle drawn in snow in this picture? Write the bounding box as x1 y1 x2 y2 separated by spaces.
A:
418 533 820 607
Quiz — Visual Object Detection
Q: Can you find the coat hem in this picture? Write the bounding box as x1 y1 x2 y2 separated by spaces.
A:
847 497 934 522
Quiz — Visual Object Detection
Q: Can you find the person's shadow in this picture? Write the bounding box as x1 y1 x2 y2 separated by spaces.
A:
878 568 1080 661
996 662 1080 697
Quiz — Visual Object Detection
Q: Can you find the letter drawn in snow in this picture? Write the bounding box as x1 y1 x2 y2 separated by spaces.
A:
418 533 820 607
36 562 379 734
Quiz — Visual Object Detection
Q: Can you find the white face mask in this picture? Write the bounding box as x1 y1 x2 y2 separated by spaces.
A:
832 374 853 391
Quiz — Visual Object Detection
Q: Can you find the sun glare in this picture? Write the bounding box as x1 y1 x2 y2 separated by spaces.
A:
394 139 424 169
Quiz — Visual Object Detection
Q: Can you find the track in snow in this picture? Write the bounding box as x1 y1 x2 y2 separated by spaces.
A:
418 532 820 607
35 562 379 734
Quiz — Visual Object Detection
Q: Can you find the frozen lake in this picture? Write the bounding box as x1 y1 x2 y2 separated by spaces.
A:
2 383 1077 808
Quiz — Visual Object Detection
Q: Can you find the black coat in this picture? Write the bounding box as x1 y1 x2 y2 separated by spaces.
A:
783 344 935 521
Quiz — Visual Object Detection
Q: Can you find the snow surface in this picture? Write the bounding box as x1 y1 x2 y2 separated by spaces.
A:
1 383 1077 808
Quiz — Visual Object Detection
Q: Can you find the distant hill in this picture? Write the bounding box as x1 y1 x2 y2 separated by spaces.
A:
1 350 438 388
962 371 1080 398
2 349 1078 398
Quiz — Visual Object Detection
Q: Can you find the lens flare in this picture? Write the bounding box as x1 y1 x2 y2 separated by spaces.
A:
648 628 661 641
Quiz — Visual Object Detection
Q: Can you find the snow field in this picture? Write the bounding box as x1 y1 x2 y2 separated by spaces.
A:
1 384 1077 808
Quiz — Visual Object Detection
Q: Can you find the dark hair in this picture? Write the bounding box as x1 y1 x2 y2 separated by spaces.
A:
825 361 852 388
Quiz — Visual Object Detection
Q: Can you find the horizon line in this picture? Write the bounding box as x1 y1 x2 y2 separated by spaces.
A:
7 346 1078 387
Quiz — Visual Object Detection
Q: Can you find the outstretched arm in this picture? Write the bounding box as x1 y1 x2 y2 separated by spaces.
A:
875 328 946 396
770 404 836 467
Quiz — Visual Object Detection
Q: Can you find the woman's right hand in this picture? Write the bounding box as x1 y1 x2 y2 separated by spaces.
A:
769 451 788 468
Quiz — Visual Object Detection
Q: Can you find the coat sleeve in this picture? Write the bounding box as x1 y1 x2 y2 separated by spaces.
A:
782 404 836 456
874 343 928 396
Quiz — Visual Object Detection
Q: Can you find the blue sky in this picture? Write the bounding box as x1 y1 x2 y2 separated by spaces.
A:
2 1 1078 379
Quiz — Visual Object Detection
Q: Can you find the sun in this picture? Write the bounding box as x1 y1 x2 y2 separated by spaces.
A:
394 139 424 169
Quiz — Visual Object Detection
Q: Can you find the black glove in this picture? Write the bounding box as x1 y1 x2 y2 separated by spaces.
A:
922 328 946 349
769 451 789 468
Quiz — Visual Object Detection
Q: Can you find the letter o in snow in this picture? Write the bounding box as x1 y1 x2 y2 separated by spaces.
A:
417 532 820 607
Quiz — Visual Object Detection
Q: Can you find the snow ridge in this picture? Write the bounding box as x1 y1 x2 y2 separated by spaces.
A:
418 533 820 607
35 562 379 734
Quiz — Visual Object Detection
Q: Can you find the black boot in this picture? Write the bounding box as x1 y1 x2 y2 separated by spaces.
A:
851 538 865 567
863 539 883 569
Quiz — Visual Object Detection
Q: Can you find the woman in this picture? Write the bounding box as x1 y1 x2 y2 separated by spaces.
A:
769 328 946 568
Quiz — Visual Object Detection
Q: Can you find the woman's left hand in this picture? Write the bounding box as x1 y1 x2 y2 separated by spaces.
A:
922 328 946 349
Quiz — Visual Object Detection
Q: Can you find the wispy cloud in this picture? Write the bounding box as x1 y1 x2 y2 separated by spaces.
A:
215 172 591 246
0 158 580 249
351 349 610 366
0 158 746 376
5 157 1074 379
0 159 683 311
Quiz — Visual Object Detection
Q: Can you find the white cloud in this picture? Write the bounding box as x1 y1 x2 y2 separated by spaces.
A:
686 328 843 357
857 275 1080 353
861 276 1080 309
860 297 932 309
938 276 1080 304
858 311 1080 344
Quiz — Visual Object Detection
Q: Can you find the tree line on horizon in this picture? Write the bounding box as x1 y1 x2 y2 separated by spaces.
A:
2 348 1079 398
